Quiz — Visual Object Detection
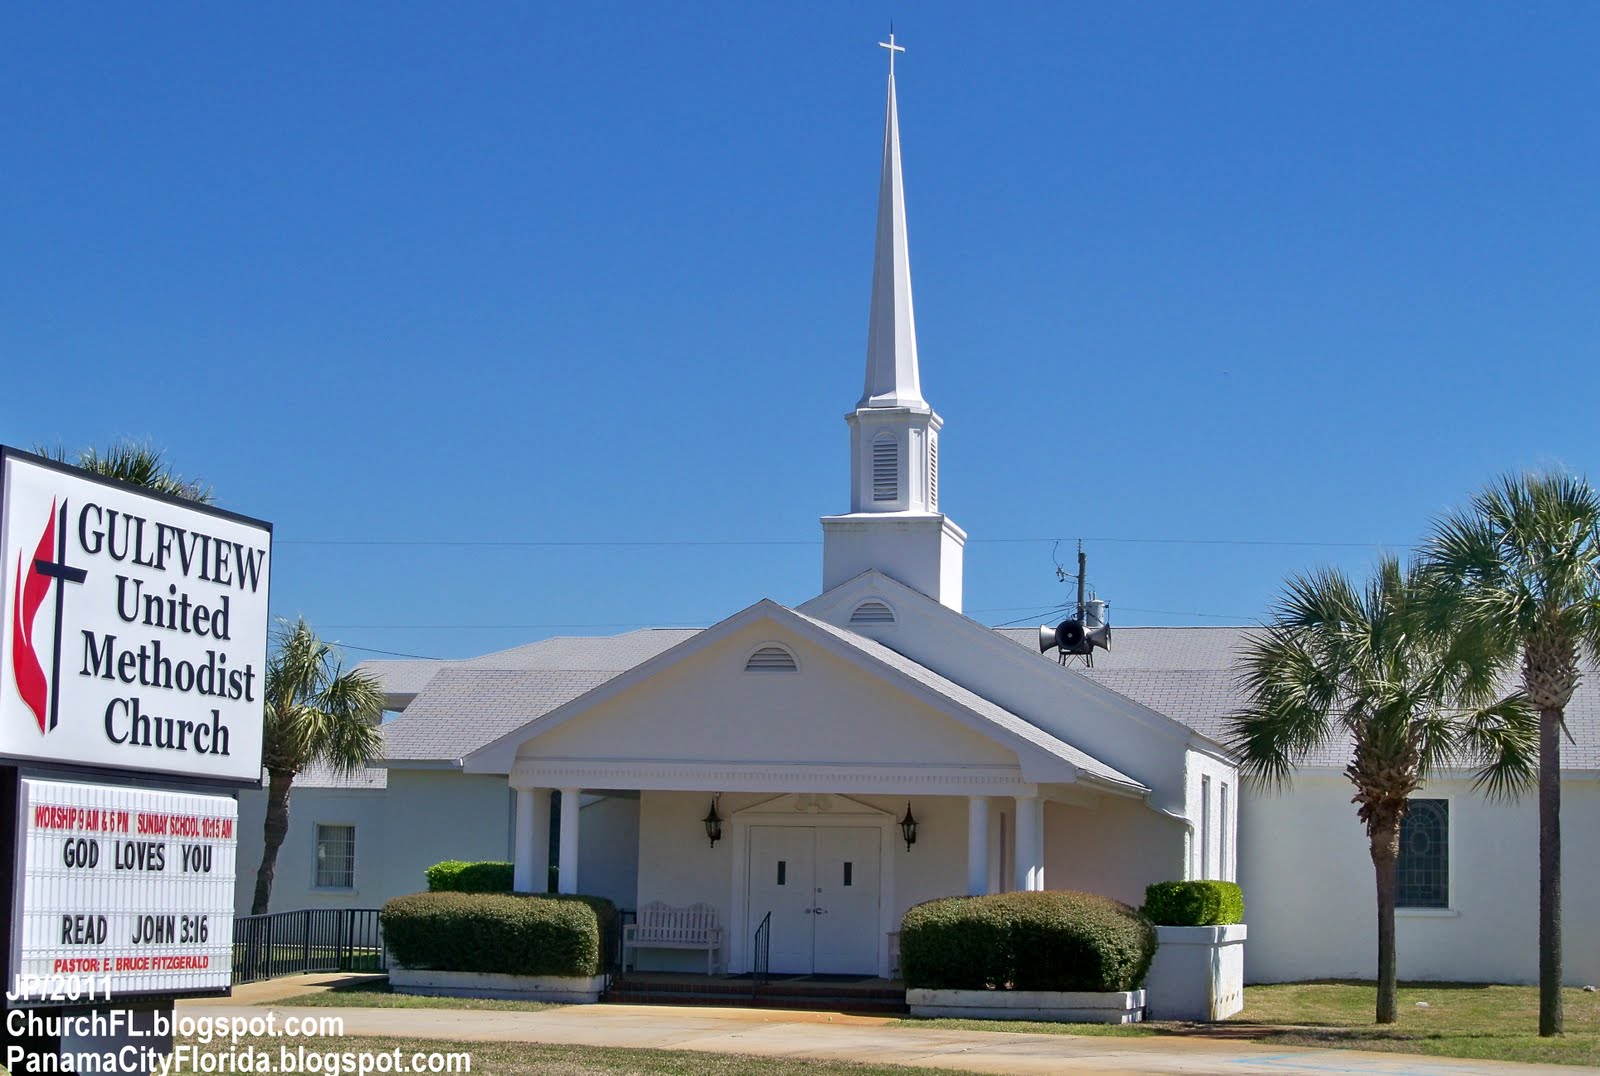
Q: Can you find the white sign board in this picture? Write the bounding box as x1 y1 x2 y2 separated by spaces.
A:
10 778 237 995
0 449 270 783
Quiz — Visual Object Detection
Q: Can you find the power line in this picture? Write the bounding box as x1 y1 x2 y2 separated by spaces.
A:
274 534 1410 551
336 643 446 660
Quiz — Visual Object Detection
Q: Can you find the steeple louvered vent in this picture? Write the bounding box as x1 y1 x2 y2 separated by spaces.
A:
872 434 898 502
850 601 896 625
745 646 798 672
928 436 938 510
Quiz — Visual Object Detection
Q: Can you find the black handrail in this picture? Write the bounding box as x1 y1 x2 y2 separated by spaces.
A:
752 911 771 989
232 908 386 984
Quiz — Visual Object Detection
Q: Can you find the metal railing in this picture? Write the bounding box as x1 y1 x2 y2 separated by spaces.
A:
232 908 386 984
752 911 771 986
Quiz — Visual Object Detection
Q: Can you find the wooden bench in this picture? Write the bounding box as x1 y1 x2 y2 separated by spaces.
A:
622 901 724 974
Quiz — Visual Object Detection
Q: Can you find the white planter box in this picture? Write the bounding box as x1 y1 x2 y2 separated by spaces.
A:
1144 924 1247 1022
388 965 605 1003
907 987 1146 1023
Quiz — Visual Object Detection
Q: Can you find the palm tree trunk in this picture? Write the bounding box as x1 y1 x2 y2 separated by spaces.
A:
1370 815 1401 1024
251 768 295 916
1539 706 1563 1037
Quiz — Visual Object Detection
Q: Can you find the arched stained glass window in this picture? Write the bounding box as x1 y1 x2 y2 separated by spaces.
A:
1396 799 1449 908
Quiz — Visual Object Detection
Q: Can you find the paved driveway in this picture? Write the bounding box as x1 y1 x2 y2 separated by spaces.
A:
179 985 1576 1076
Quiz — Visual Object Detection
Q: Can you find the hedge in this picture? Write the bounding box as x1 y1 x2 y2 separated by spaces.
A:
900 891 1156 993
381 892 617 977
425 860 515 893
1141 881 1245 926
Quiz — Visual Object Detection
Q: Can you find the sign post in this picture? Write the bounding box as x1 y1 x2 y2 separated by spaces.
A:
0 447 271 1074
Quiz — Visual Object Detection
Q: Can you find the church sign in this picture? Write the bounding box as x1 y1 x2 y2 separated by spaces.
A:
9 777 237 996
0 448 271 785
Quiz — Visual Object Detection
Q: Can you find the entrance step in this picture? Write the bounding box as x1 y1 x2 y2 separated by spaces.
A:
605 973 908 1015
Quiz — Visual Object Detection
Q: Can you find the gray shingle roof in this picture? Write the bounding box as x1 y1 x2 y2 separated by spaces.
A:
354 659 446 697
382 668 621 761
791 610 1146 790
366 630 702 762
293 758 389 790
995 625 1600 771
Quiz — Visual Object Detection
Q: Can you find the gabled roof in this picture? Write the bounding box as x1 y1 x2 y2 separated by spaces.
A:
460 599 1147 791
996 626 1600 772
370 630 698 763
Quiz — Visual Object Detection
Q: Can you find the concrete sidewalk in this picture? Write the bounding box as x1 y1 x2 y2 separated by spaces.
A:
179 981 1576 1076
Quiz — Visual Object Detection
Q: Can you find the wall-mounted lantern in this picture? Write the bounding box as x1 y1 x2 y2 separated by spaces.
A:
899 803 918 851
703 797 724 848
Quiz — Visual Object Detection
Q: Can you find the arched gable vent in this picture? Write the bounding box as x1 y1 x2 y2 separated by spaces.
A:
745 645 798 672
849 600 896 625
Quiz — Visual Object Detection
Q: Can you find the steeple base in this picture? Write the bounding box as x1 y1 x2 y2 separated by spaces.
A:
821 513 966 612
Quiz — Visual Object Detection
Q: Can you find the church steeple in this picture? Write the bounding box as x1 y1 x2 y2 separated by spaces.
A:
861 34 925 410
821 33 967 612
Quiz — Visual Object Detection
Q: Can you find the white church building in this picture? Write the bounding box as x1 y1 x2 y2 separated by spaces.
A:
236 43 1600 987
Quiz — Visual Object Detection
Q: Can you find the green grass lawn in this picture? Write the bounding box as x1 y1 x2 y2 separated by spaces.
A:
276 978 556 1012
899 981 1600 1067
171 1035 980 1076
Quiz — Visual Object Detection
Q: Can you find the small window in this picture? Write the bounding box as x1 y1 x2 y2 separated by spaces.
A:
315 824 356 889
1200 775 1212 879
777 861 787 886
745 646 798 672
850 601 895 625
872 433 898 502
843 862 853 887
1220 782 1231 881
1397 799 1449 908
928 436 938 510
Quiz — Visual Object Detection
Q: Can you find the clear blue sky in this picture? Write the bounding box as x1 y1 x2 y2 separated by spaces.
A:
5 4 1597 661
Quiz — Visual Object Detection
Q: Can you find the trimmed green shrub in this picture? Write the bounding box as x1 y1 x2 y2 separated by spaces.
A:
1141 881 1244 926
381 892 617 977
425 860 515 893
900 891 1156 993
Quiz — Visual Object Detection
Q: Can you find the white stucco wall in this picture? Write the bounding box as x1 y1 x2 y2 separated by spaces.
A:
1044 797 1187 906
577 794 640 910
380 768 514 901
1239 773 1600 985
233 785 388 915
1185 750 1240 882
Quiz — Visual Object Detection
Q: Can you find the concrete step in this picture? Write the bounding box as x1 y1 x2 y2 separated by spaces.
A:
606 974 908 1014
604 987 908 1015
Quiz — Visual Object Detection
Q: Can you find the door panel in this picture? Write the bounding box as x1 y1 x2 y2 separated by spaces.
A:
747 826 816 974
812 827 881 975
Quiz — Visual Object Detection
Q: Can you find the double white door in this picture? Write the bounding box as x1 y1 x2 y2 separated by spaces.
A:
747 826 880 975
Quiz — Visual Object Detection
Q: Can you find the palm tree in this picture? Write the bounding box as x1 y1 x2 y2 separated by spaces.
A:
253 618 384 915
39 440 213 503
1229 557 1536 1024
1425 472 1600 1036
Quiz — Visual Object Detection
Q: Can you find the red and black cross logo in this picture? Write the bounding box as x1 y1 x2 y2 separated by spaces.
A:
11 499 89 733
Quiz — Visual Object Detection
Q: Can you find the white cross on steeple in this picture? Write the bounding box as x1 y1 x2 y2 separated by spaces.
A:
879 30 904 72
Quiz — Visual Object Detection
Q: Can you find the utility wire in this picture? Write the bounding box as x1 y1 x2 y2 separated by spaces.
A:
275 534 1410 550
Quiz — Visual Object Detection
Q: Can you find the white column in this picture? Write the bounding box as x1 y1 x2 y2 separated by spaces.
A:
530 788 551 891
512 788 551 893
967 796 990 896
1014 794 1044 892
513 787 535 892
557 787 581 895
